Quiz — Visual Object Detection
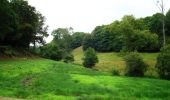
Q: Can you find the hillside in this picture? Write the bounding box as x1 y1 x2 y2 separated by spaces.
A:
0 58 170 99
72 46 158 77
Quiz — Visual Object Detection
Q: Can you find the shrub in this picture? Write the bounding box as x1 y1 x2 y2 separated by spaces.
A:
82 47 98 68
156 44 170 80
112 67 120 76
124 52 148 77
40 43 63 61
63 52 74 63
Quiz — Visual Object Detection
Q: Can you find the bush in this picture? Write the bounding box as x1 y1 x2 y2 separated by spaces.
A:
124 52 148 77
112 67 120 76
156 44 170 80
82 47 98 68
63 52 74 63
40 43 63 61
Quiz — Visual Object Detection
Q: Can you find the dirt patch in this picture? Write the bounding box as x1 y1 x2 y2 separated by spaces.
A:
0 97 24 100
21 74 37 87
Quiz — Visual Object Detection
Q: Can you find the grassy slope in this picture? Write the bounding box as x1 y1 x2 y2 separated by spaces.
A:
0 58 170 100
72 46 158 76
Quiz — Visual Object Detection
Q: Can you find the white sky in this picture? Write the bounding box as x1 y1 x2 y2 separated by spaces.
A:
27 0 170 43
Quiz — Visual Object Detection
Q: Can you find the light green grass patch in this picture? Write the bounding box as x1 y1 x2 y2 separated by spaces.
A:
0 58 169 100
72 46 159 77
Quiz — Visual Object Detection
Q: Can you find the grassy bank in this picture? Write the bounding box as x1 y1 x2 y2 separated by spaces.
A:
0 58 170 99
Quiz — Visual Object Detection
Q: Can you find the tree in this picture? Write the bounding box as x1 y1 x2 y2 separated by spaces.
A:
91 25 116 52
0 0 18 47
156 44 170 80
70 32 86 49
82 34 94 51
108 21 124 51
40 43 63 61
124 52 148 77
131 30 159 52
10 0 48 49
63 52 74 63
82 47 98 68
32 12 48 49
166 9 170 36
52 28 73 51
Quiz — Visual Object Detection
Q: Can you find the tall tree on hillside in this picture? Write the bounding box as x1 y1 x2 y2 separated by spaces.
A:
33 13 48 49
10 0 38 48
91 25 116 52
166 9 170 36
0 0 18 46
70 32 86 49
51 28 73 50
82 34 94 51
10 0 48 49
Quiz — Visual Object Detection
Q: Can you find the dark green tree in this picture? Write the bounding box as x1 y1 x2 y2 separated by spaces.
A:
82 34 94 51
156 44 170 80
166 9 170 36
124 52 148 77
10 0 48 49
70 32 86 49
82 47 98 68
40 43 63 61
63 52 74 63
91 25 116 52
52 28 73 50
0 0 18 47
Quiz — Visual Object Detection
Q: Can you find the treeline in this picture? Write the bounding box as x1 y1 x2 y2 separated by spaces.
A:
40 11 170 61
0 0 48 55
44 11 170 56
83 12 170 52
39 27 87 61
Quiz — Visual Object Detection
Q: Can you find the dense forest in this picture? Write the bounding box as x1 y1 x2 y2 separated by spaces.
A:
0 0 48 56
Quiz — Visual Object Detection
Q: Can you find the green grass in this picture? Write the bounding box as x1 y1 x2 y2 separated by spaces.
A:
72 47 159 77
0 58 170 100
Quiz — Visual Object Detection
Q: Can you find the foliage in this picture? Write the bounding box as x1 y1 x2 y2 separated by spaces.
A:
91 25 116 52
40 43 63 61
51 27 73 51
144 13 163 37
63 52 74 63
112 67 120 76
0 0 48 51
156 44 170 80
124 52 148 77
70 32 87 49
82 34 94 51
166 9 170 36
0 0 18 47
83 15 161 52
82 47 98 68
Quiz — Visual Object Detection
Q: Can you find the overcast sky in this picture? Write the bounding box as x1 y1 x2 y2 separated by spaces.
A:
27 0 170 42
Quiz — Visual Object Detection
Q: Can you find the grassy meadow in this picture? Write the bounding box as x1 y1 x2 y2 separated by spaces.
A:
0 58 170 100
72 46 158 77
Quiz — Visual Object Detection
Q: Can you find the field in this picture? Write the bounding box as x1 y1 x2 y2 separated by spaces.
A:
72 46 159 77
0 58 170 100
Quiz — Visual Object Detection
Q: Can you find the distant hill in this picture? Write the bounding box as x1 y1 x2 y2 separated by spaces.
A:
72 46 158 77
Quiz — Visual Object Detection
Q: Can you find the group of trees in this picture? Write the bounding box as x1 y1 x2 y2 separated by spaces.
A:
0 0 48 51
39 27 87 62
83 11 170 52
